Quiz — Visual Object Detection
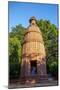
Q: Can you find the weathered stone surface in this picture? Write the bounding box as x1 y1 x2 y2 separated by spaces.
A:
20 17 47 82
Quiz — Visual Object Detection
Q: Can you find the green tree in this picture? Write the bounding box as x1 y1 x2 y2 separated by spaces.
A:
9 24 25 44
9 36 21 79
9 36 21 63
9 24 25 79
37 19 58 79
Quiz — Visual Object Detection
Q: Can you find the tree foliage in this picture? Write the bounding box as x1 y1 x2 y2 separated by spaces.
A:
9 36 21 63
37 19 58 78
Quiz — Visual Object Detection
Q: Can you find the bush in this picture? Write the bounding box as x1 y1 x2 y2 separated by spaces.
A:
9 63 21 79
49 62 58 79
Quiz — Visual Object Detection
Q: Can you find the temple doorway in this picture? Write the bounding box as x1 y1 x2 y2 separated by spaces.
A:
30 60 37 75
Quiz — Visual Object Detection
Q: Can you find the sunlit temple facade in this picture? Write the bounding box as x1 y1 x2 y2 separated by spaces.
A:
20 17 47 83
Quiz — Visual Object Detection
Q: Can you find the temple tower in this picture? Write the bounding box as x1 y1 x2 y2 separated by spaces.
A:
21 17 47 83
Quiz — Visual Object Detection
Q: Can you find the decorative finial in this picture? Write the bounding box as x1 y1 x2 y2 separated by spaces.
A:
29 16 37 25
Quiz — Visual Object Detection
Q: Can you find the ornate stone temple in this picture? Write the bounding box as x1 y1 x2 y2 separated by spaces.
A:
20 17 47 83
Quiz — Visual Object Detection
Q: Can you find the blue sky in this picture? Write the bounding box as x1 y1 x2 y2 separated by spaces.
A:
8 2 58 31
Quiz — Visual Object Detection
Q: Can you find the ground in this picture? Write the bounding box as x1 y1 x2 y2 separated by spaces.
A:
8 80 58 89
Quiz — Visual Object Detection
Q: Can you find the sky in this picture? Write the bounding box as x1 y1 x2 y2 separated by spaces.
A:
8 2 58 31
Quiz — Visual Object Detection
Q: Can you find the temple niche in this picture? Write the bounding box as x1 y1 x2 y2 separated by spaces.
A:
20 17 47 83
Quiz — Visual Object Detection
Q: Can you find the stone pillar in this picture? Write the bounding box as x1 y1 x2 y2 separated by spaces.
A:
40 58 47 76
28 61 30 76
37 60 41 75
20 58 25 78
